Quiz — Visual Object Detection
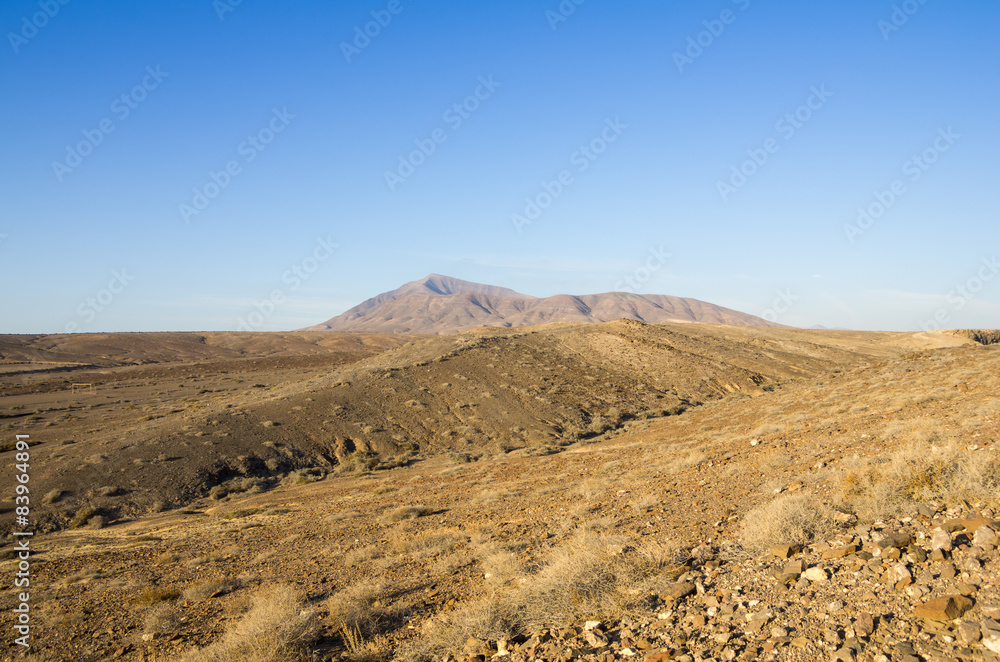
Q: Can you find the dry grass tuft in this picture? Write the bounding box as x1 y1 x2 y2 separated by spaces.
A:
392 528 462 557
380 504 433 523
655 449 708 474
178 584 318 662
397 532 678 661
183 578 244 602
135 587 182 605
325 579 400 640
224 507 262 520
42 489 64 504
739 493 832 554
836 440 1000 521
67 505 99 529
144 604 182 635
59 566 105 586
327 509 363 522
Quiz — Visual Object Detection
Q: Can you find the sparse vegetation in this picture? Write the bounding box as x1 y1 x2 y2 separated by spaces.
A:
738 493 833 554
392 528 462 557
135 587 182 605
380 504 433 522
144 604 182 635
178 585 318 662
225 507 262 519
398 532 681 661
326 580 393 637
183 578 244 602
67 505 99 529
42 489 64 504
281 467 326 485
836 439 1000 521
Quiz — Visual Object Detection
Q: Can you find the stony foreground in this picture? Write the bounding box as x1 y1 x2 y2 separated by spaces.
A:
440 505 1000 662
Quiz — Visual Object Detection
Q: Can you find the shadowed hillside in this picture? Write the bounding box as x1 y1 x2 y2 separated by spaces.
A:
0 322 915 537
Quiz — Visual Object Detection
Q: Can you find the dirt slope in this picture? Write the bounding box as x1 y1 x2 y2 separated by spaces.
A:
0 323 905 536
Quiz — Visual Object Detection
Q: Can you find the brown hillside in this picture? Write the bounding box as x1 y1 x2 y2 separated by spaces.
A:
1 326 998 661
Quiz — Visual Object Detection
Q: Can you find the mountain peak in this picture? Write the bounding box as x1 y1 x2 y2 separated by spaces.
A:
301 274 786 334
397 274 529 299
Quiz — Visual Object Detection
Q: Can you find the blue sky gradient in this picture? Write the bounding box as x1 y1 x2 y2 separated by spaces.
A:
1 0 997 333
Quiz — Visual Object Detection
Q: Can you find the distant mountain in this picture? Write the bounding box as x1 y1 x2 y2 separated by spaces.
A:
302 274 786 334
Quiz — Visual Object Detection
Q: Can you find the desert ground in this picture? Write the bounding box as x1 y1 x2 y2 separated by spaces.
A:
2 323 999 662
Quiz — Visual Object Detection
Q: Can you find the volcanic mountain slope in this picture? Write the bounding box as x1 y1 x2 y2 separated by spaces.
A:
0 322 952 539
303 274 785 334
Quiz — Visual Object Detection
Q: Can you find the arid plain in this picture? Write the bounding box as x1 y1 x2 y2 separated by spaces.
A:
2 322 999 662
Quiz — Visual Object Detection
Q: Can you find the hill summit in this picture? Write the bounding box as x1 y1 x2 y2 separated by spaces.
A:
303 274 782 334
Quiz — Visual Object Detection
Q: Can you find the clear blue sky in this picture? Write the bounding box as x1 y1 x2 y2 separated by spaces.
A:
1 0 997 333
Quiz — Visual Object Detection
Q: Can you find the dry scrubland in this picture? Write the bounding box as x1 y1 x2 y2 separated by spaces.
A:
0 324 998 661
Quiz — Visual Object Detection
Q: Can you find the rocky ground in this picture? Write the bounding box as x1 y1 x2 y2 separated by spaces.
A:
464 507 1000 662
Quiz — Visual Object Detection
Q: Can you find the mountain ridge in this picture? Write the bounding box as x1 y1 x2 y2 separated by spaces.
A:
302 274 787 334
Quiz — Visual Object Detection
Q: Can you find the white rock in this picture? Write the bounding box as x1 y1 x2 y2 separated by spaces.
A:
889 563 911 584
974 525 998 547
804 567 829 582
931 528 953 551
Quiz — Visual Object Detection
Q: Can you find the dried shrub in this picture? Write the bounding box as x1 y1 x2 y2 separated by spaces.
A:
380 505 433 523
178 585 318 662
42 489 64 505
144 604 182 635
135 587 181 605
397 532 678 661
326 580 393 637
68 506 98 529
739 493 832 554
837 440 1000 521
183 578 244 602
